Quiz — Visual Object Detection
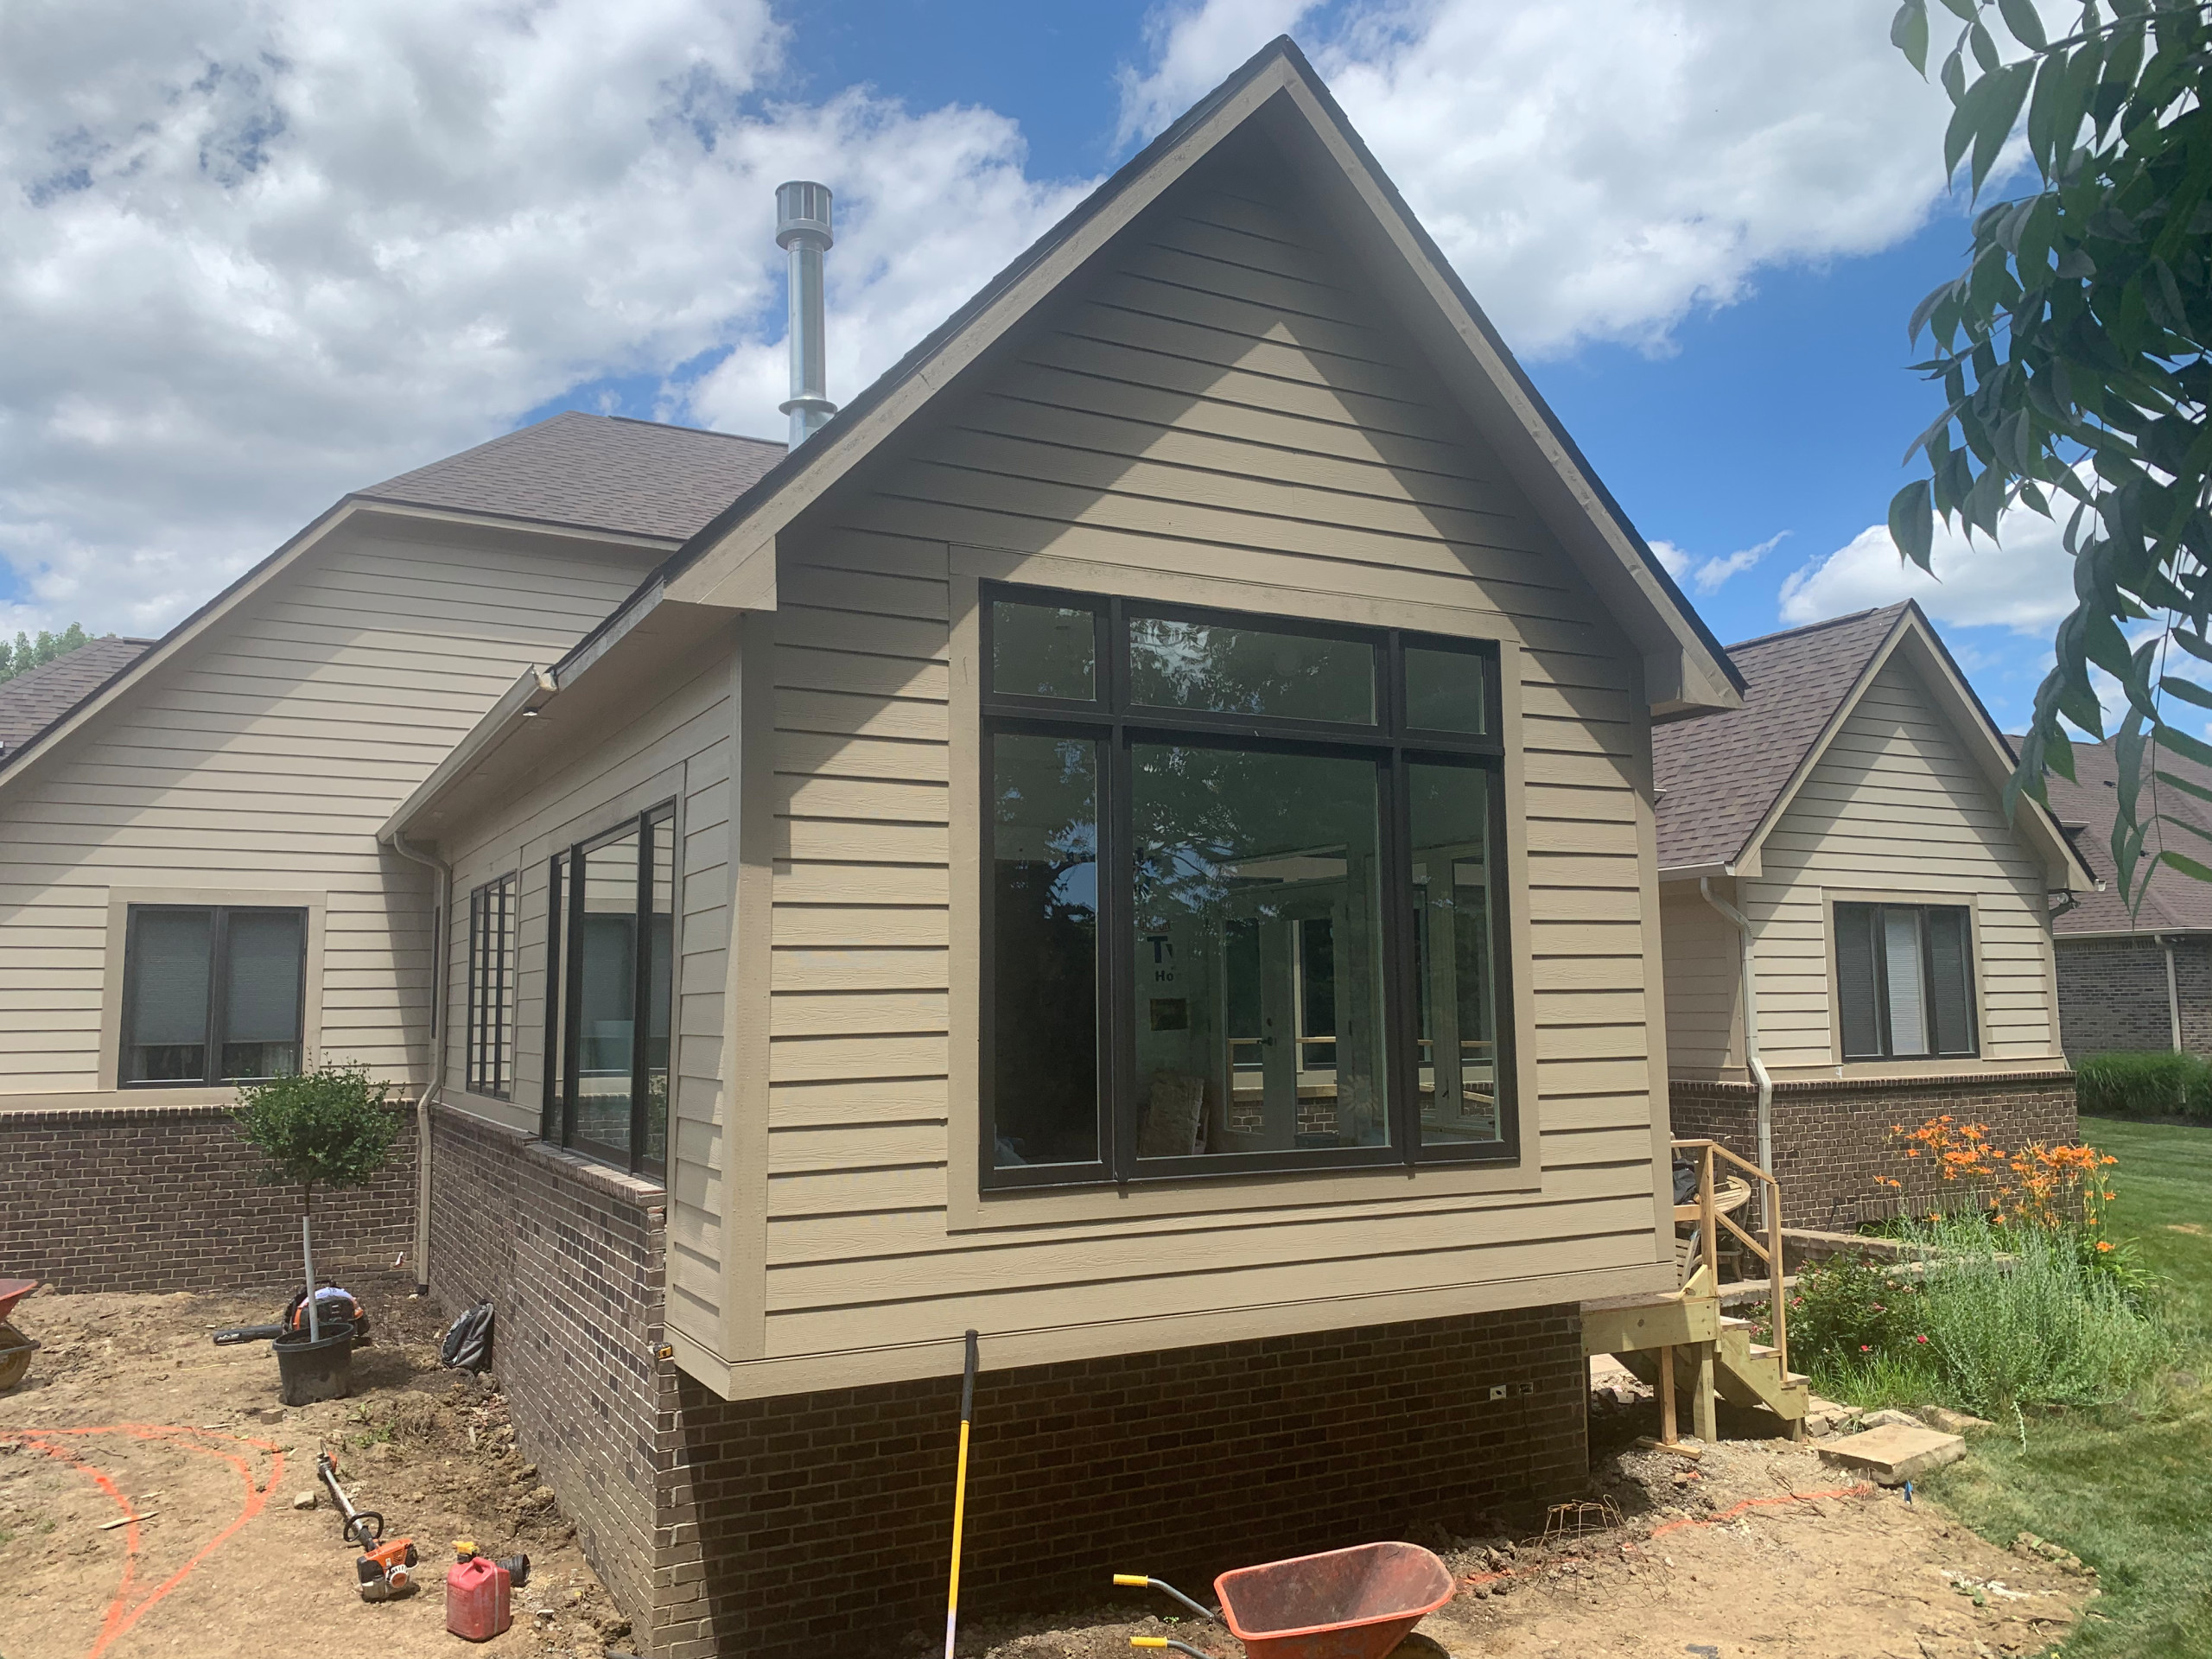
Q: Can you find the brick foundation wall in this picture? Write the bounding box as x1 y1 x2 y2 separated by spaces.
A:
1669 1071 2080 1231
425 1103 671 1642
664 1306 1589 1659
0 1103 416 1293
2055 935 2212 1056
428 1106 1592 1658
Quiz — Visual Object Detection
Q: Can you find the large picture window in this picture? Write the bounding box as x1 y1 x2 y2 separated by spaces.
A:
982 588 1511 1188
120 904 306 1086
543 806 675 1177
466 872 518 1099
1834 901 1977 1061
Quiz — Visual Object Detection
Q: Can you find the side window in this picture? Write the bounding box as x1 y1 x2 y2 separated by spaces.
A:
543 805 676 1178
1834 901 1977 1061
120 905 306 1086
466 872 518 1099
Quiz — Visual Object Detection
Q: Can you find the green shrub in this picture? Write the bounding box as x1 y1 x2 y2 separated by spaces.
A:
1785 1219 2174 1418
236 1061 400 1211
2075 1049 2212 1120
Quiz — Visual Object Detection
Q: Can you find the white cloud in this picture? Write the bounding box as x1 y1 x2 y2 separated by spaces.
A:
0 0 1087 638
1777 509 2077 633
1121 0 1961 356
1650 531 1785 595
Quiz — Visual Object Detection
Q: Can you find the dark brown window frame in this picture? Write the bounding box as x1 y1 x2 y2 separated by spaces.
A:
118 902 308 1088
1834 900 1980 1061
979 583 1517 1192
540 804 677 1179
466 871 518 1100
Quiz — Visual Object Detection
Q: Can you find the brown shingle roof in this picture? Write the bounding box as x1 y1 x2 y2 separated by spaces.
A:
0 637 154 757
361 410 785 543
2039 738 2212 933
1654 603 1910 871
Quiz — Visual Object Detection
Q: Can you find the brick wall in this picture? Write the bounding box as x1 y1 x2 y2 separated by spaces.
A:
427 1106 1592 1659
0 1103 416 1293
1670 1071 2079 1231
2055 935 2212 1056
425 1103 671 1638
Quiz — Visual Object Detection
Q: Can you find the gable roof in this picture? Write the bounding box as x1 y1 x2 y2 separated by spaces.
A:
557 35 1742 718
2038 739 2212 935
1656 605 1908 870
0 636 154 758
1656 600 2091 891
0 410 753 790
362 410 784 543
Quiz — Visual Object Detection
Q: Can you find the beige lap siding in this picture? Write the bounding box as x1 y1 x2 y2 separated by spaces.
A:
0 521 656 1097
1658 887 1743 1078
750 158 1670 1368
1743 656 2063 1073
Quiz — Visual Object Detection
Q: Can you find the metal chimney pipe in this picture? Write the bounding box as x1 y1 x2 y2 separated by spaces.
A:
775 181 836 448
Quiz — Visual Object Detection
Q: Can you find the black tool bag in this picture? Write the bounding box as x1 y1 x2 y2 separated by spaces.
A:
441 1301 496 1372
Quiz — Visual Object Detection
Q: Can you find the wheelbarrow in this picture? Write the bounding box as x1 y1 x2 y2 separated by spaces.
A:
0 1277 43 1392
1115 1541 1455 1659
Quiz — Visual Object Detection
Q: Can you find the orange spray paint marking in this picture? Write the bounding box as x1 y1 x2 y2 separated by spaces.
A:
6 1424 285 1658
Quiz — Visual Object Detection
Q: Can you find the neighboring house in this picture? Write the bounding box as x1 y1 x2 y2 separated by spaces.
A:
0 634 153 760
1654 601 2094 1230
2039 738 2212 1055
0 39 1752 1656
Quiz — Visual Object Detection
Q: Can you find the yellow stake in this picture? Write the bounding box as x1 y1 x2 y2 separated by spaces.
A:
944 1329 980 1659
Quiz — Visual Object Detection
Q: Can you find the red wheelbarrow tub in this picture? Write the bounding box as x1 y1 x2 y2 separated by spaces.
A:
1213 1541 1454 1659
0 1280 37 1325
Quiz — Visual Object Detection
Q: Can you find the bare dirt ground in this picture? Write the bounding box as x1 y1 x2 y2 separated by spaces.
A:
0 1271 629 1659
3 1284 2094 1659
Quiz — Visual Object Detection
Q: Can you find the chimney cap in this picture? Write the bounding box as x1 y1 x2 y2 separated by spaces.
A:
775 181 833 250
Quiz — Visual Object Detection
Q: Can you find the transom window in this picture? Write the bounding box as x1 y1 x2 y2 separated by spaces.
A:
543 806 676 1178
466 872 518 1100
1834 901 1977 1061
120 905 306 1086
982 588 1513 1188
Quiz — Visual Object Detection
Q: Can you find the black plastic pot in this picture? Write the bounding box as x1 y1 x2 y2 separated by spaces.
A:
274 1319 355 1406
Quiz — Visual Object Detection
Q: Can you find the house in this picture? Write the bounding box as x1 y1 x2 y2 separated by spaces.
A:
0 38 1751 1656
1653 601 2094 1230
0 633 152 760
2038 737 2212 1055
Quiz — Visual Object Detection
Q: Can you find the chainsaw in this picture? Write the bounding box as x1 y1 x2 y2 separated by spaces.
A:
316 1452 417 1601
213 1285 369 1347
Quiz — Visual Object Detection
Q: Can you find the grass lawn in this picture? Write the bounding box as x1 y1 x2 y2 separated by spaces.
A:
1918 1116 2212 1656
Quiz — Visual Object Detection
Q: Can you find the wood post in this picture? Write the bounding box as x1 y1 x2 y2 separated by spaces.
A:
1694 1342 1717 1443
1658 1344 1677 1445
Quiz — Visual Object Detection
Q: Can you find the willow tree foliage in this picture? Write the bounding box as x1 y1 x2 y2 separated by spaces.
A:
1887 0 2212 903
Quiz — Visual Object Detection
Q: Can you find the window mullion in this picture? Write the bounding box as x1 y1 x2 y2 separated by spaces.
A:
1105 717 1134 1182
205 907 229 1086
631 812 653 1176
562 843 586 1148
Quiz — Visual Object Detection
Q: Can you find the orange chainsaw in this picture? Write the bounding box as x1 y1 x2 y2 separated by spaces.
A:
316 1452 416 1601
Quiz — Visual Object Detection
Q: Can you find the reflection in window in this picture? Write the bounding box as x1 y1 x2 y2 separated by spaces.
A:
1835 902 1976 1060
1131 744 1386 1158
121 906 305 1086
1128 614 1375 723
992 601 1096 700
1409 765 1500 1144
1405 643 1489 734
989 734 1100 1167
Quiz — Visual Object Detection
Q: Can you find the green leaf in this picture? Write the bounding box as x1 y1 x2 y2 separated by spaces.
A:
2152 722 2212 770
1893 0 1932 73
1970 19 2001 70
1891 479 1936 569
2154 766 2212 804
1996 0 2045 49
2158 849 2212 885
1972 61 2037 194
1936 0 1979 21
2160 673 2212 709
1942 43 1970 104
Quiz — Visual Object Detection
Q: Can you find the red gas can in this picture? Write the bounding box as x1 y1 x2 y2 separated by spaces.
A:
445 1545 511 1641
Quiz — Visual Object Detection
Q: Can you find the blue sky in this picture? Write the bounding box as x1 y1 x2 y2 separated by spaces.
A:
1 0 2069 730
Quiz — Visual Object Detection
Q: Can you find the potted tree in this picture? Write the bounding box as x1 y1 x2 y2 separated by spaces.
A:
236 1061 399 1403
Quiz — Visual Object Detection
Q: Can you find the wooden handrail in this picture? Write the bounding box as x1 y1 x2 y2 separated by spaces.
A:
1671 1138 1788 1384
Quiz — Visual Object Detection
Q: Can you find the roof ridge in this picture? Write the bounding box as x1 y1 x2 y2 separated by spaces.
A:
601 413 785 448
1723 601 1910 655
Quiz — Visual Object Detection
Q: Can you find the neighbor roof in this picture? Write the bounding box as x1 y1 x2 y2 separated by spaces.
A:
556 35 1744 718
0 636 154 758
2039 739 2212 934
361 410 785 543
1655 605 1910 871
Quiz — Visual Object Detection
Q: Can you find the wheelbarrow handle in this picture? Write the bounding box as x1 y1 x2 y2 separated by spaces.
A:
1130 1640 1211 1658
1110 1573 1219 1623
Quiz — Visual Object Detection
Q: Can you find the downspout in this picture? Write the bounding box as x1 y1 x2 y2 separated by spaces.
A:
1700 877 1773 1216
2163 935 2183 1053
391 830 450 1297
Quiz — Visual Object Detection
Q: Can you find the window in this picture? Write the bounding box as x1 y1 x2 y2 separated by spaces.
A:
120 905 306 1086
543 806 675 1177
466 873 518 1099
982 588 1511 1187
1834 902 1977 1061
